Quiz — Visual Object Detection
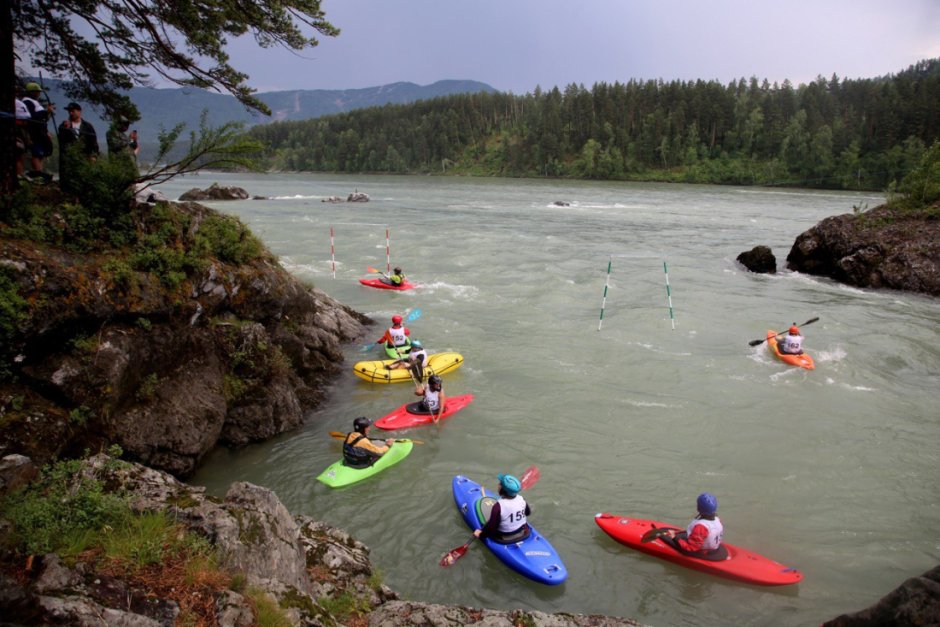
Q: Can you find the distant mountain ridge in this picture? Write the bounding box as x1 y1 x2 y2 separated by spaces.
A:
30 79 498 156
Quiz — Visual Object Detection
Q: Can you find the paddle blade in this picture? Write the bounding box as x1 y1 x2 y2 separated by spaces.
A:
802 316 820 326
367 266 382 274
520 465 541 489
329 431 345 440
440 539 473 567
406 308 422 323
640 526 671 543
747 338 766 347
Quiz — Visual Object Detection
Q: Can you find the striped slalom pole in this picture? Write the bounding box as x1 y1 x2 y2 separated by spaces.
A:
663 260 676 329
598 256 612 331
385 227 391 274
330 226 336 279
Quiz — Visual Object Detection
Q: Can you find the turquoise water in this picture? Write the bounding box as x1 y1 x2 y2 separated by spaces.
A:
161 172 940 626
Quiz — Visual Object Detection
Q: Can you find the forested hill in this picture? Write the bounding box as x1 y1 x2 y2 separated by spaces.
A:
248 59 940 190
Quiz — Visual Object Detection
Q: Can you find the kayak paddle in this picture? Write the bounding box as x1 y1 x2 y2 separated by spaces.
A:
440 467 541 567
366 265 389 277
328 431 423 445
358 308 424 352
640 524 675 543
748 316 819 347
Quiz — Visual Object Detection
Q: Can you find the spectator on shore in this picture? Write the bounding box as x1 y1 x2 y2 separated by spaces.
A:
21 82 55 182
107 117 140 176
58 102 99 193
14 86 32 178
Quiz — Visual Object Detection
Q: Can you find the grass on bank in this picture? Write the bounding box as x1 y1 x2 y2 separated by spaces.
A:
0 452 240 624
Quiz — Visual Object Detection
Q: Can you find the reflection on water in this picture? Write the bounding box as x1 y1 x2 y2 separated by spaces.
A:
171 173 940 626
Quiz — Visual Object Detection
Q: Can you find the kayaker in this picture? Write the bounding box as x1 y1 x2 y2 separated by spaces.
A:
777 324 804 355
664 492 724 557
382 266 405 286
388 339 428 382
473 473 531 543
376 314 411 353
343 417 393 468
414 374 445 423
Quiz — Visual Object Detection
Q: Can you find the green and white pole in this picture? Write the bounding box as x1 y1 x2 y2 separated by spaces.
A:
598 256 612 331
663 260 676 329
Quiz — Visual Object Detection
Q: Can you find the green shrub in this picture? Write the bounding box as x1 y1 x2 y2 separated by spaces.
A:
193 214 264 264
136 373 159 402
0 266 28 379
2 458 128 556
892 139 940 209
246 587 293 627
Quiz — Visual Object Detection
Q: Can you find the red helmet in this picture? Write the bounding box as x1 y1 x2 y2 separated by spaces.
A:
392 315 403 324
789 325 799 335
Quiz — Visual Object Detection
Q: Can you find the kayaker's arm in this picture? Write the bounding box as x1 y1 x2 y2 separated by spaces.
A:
669 523 709 552
474 502 503 539
433 390 446 424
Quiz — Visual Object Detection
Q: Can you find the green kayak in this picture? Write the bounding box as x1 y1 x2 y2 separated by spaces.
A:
316 440 414 488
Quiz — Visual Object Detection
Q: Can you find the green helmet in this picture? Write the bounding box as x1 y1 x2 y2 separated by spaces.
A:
25 82 42 93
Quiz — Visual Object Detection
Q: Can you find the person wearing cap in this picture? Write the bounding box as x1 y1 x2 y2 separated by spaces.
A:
473 473 531 543
57 102 99 193
376 314 411 353
381 266 405 287
664 492 724 557
342 417 393 468
20 82 55 181
777 324 804 355
388 339 428 381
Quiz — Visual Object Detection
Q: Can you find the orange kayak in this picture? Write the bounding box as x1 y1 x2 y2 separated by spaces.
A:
767 330 814 370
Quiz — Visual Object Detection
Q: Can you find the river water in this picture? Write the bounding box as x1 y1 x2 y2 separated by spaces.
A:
159 172 939 626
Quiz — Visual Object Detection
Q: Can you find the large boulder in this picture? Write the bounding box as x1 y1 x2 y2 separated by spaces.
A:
179 183 250 201
737 245 777 273
0 201 371 477
786 204 940 296
822 564 940 626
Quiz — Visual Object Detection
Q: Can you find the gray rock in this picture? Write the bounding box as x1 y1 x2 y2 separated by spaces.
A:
786 204 940 296
179 183 250 201
0 454 38 497
737 245 777 273
347 191 370 202
822 564 940 626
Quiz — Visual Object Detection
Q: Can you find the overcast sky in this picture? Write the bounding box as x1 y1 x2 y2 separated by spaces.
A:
222 0 940 95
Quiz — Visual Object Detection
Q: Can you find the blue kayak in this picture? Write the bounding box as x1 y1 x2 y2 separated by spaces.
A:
451 475 567 585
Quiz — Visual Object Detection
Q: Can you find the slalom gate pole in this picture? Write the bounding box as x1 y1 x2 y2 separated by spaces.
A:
330 226 336 279
386 227 391 274
598 256 612 331
663 260 676 329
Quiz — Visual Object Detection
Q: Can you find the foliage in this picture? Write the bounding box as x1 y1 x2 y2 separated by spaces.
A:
0 266 28 379
12 1 338 121
249 59 940 190
246 587 294 627
193 213 264 265
135 111 267 191
890 140 940 209
1 458 128 556
316 590 370 621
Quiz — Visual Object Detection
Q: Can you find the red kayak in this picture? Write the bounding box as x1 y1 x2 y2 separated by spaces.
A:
594 513 802 586
359 277 416 291
374 394 474 430
767 330 815 370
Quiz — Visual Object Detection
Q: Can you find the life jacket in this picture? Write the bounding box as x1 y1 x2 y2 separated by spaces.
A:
497 495 528 534
389 273 403 285
422 387 441 411
409 348 428 367
686 516 723 551
387 325 408 347
343 433 376 468
779 333 803 354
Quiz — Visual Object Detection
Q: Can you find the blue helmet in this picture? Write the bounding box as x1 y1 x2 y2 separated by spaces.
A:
410 340 423 350
498 473 521 496
697 492 718 515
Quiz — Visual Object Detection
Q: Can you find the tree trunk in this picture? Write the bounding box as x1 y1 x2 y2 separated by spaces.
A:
1 1 17 208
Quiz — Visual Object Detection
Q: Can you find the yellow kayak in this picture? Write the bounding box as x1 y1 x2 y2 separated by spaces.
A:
353 352 464 384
